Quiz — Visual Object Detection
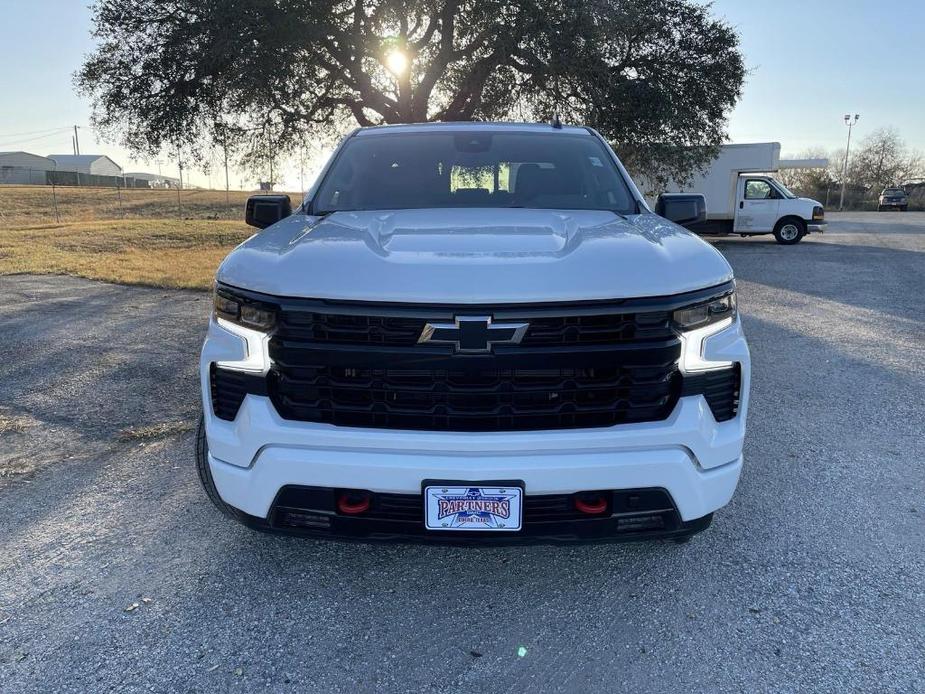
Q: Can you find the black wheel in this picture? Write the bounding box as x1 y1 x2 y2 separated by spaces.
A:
773 218 806 245
739 233 747 238
901 206 908 212
196 414 253 525
878 205 884 212
673 536 693 545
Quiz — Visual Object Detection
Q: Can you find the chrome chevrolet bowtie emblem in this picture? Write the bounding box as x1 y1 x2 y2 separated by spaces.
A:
418 315 529 354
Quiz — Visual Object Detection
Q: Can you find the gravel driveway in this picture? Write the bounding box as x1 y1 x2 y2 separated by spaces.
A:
1 212 923 693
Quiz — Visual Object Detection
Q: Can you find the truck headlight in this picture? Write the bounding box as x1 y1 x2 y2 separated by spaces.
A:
213 287 276 331
674 291 737 372
673 292 736 331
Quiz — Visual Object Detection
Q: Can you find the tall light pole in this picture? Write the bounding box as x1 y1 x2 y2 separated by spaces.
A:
839 113 859 211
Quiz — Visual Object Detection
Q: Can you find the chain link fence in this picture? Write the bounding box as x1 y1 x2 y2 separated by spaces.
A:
0 166 158 189
786 182 925 211
0 182 300 226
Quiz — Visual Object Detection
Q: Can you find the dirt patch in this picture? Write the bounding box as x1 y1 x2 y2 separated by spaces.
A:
117 420 195 442
0 410 40 435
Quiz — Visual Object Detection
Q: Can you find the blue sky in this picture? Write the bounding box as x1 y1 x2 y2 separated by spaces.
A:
0 0 923 188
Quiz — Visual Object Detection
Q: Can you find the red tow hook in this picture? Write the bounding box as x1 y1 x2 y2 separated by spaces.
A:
337 491 371 515
574 493 608 515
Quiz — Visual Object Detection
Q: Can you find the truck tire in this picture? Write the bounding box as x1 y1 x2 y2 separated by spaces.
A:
196 414 256 526
901 206 908 212
878 205 884 212
773 218 805 245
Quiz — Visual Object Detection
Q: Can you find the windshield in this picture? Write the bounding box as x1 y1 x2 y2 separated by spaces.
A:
772 179 798 199
312 131 637 215
883 188 905 195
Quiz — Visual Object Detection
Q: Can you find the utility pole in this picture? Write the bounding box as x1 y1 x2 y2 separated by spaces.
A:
51 163 60 223
839 114 860 211
176 148 184 219
223 142 230 205
73 125 80 155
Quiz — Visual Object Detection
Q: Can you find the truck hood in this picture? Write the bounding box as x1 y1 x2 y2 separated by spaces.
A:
218 208 733 303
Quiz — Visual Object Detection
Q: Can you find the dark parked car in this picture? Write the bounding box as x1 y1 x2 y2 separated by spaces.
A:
878 187 908 212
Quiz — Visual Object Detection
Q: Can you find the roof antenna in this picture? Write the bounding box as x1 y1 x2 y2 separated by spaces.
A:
550 113 562 129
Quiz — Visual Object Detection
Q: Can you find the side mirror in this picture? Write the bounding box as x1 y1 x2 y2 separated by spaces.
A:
655 193 707 228
245 195 292 229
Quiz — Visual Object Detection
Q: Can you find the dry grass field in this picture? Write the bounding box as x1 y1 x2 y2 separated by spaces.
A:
0 219 253 289
0 186 298 289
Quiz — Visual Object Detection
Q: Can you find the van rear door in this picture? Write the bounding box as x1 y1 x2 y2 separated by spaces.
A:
734 177 780 233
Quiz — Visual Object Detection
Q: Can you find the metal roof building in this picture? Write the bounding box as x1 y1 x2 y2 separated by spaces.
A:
47 154 123 177
124 171 181 188
0 151 56 169
0 151 56 184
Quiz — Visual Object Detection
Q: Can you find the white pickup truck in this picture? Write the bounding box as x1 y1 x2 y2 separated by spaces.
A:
659 143 826 245
198 122 750 545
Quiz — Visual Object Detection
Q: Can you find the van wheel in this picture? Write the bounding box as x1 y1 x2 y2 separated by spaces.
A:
773 218 805 245
901 206 907 212
196 414 254 525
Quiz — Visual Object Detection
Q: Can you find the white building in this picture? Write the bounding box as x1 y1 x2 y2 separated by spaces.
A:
124 171 181 189
0 151 55 184
47 154 123 177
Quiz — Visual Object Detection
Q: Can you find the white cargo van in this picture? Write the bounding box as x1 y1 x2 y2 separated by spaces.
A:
659 143 826 245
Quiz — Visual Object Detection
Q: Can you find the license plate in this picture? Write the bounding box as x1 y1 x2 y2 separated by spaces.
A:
424 484 523 531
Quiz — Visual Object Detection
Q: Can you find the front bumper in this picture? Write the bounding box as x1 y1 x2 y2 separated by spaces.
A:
200 315 750 534
807 220 826 233
226 484 716 544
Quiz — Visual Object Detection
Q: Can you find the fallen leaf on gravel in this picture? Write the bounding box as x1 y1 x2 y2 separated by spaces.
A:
207 664 219 672
117 421 194 442
233 667 243 676
469 650 482 658
13 651 28 662
141 597 153 604
0 409 39 434
124 602 140 612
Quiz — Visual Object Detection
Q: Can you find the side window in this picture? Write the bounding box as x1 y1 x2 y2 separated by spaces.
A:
744 180 773 200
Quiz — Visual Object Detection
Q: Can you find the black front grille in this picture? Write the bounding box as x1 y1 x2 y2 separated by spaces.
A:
276 306 675 347
277 311 426 346
268 364 680 432
213 282 739 431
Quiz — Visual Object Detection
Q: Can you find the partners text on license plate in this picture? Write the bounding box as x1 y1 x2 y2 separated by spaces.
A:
424 485 523 531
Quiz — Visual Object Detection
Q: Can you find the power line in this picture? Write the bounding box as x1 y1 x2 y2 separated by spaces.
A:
0 130 78 150
0 126 72 139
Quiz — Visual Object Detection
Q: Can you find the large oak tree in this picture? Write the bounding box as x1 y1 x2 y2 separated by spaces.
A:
78 0 745 184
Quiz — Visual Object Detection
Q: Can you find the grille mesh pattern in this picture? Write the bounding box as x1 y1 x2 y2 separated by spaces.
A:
266 300 685 432
268 364 680 432
696 366 741 422
210 366 251 421
276 309 675 347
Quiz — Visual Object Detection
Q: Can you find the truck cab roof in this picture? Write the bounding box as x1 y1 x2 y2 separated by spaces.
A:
353 121 593 137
